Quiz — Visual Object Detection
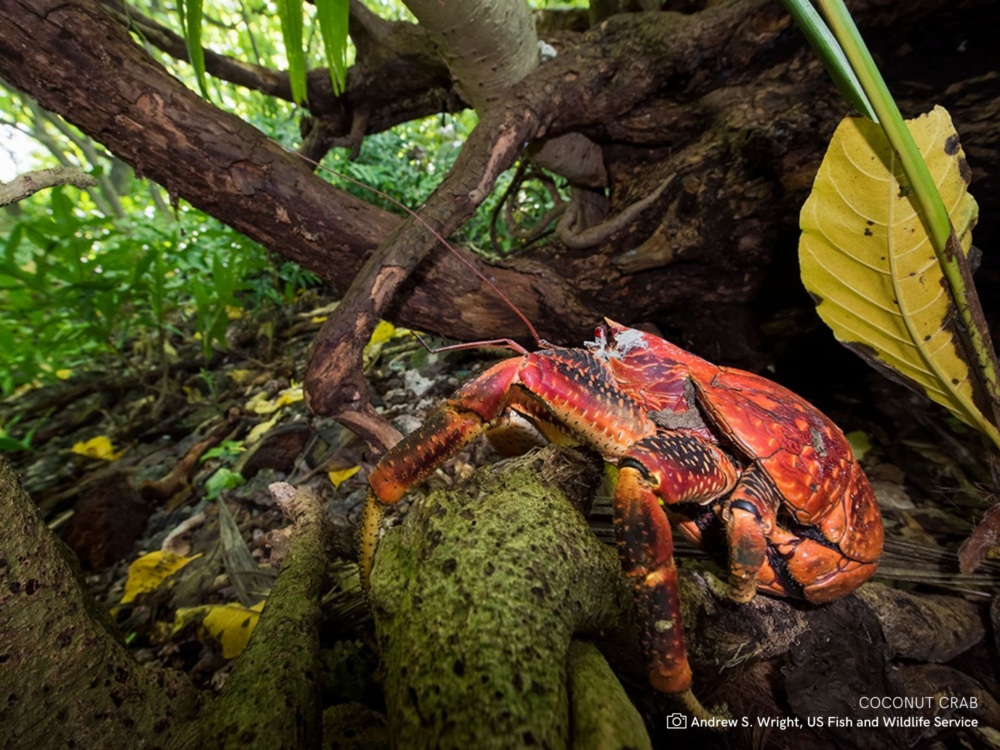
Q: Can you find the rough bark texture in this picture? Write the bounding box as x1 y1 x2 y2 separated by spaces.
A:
0 456 200 748
303 109 542 419
404 0 539 111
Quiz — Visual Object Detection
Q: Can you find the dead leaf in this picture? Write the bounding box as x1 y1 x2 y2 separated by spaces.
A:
71 435 123 461
173 601 265 659
121 550 202 604
328 465 360 489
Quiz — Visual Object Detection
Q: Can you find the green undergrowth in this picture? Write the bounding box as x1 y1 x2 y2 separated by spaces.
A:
0 184 318 398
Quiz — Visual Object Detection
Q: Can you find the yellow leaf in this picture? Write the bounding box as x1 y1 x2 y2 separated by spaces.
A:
363 320 412 369
170 604 211 635
202 601 265 658
274 384 304 407
227 369 255 385
183 385 204 404
246 413 280 445
328 465 361 489
55 369 73 380
245 391 276 414
71 435 123 461
245 384 304 415
121 551 202 604
799 107 997 443
369 320 396 346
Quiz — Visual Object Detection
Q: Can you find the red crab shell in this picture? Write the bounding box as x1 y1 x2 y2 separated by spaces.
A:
596 319 883 592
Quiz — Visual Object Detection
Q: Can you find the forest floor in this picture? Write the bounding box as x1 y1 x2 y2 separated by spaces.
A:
3 290 1000 748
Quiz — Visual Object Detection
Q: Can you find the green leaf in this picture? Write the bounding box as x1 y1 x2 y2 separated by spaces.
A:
180 0 210 99
205 466 245 499
799 107 1000 448
779 0 876 121
276 0 308 105
315 0 349 96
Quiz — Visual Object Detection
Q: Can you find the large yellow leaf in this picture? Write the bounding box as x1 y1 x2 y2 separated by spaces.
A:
121 550 202 604
203 601 265 658
171 601 265 659
800 107 998 444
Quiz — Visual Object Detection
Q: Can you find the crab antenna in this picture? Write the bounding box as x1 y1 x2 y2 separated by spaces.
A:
286 146 545 349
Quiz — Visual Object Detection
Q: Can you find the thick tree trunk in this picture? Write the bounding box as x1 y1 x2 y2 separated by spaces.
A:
366 447 646 749
0 456 200 748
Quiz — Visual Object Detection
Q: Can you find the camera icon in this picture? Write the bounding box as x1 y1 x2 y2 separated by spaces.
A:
665 713 689 729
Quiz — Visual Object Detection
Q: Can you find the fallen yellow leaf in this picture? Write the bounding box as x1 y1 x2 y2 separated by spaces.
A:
369 320 396 347
71 435 123 461
227 369 255 385
245 384 304 415
328 465 361 489
274 385 304 407
202 601 265 658
121 550 202 604
246 413 280 445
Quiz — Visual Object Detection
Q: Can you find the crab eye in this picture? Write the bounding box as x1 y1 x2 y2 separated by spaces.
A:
594 324 607 340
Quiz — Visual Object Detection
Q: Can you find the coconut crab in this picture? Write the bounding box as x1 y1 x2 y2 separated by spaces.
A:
359 319 883 716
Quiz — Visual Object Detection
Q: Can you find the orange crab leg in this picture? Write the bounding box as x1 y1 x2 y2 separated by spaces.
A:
360 357 525 587
613 432 737 714
614 465 691 694
721 468 778 603
362 347 659 588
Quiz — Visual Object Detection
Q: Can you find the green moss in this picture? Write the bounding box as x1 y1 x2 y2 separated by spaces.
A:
370 448 634 750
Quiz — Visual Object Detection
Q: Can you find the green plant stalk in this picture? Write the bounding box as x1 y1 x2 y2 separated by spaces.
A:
817 0 1000 406
779 0 876 121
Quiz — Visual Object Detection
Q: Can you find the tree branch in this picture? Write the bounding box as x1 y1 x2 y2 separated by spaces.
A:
0 0 985 355
303 107 542 421
0 166 97 206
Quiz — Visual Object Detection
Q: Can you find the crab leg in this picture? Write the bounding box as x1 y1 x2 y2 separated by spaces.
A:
362 347 659 588
721 468 778 603
360 357 525 587
613 432 737 712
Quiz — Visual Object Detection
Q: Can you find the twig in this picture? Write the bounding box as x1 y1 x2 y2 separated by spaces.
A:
0 167 97 206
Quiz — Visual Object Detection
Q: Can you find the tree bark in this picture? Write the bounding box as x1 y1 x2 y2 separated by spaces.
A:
0 456 200 748
367 446 643 749
3 0 993 353
0 460 338 750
